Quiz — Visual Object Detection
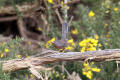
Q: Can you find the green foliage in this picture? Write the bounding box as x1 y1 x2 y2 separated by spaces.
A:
71 0 120 80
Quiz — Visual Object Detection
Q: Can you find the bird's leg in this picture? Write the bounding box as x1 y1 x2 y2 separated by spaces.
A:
58 48 65 52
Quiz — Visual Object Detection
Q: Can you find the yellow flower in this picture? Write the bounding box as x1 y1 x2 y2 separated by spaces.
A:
4 49 9 53
92 68 101 72
105 42 108 45
82 62 100 80
98 43 102 47
83 62 88 67
89 11 95 17
30 74 34 78
62 75 65 79
113 7 118 12
45 43 49 48
52 70 55 74
67 6 70 10
0 53 3 58
45 37 55 48
56 73 59 77
65 46 74 50
50 37 55 42
67 39 75 46
17 54 22 58
79 40 87 47
104 23 109 27
72 28 78 35
81 47 86 52
48 0 54 4
82 71 87 75
68 39 74 43
37 27 42 31
86 71 92 79
106 34 110 38
79 38 99 52
95 35 99 39
91 62 94 65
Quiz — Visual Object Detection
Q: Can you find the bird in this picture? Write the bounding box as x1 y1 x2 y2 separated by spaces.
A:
53 21 68 50
53 39 67 49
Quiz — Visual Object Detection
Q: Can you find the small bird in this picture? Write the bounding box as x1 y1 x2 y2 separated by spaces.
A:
53 21 68 50
53 39 67 49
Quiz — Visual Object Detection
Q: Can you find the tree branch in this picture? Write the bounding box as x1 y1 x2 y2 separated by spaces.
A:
2 49 120 73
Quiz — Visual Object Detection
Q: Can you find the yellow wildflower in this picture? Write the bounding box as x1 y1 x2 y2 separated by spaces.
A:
0 53 3 58
50 37 55 42
113 7 118 12
47 0 54 4
92 68 101 72
82 62 100 80
45 43 49 48
30 74 34 78
65 46 74 50
105 42 108 45
81 47 86 52
95 35 99 39
68 39 74 43
79 38 99 52
17 54 22 58
56 73 59 77
88 11 95 17
104 23 108 27
83 62 88 67
72 28 78 35
91 62 94 65
82 71 87 75
52 70 55 74
67 6 70 10
4 49 9 53
106 34 110 38
86 71 92 79
98 43 102 47
45 37 55 48
67 39 75 46
62 75 65 79
37 27 42 31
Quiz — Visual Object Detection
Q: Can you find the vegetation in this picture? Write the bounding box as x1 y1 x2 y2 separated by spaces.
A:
0 0 120 80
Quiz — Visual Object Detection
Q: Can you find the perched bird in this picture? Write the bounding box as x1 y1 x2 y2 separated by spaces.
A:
53 21 68 50
53 39 67 49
